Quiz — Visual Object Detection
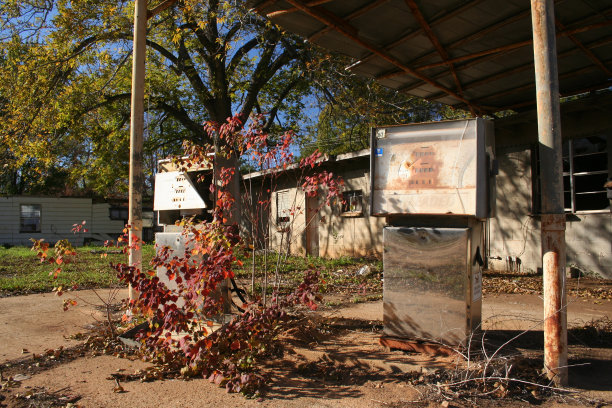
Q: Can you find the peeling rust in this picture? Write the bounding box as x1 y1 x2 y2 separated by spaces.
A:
531 0 568 386
541 214 568 386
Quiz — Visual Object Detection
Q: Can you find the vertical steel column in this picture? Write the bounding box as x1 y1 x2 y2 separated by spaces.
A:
128 0 148 301
530 0 568 386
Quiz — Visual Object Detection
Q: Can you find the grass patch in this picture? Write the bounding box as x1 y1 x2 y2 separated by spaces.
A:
0 245 155 294
234 251 382 296
0 244 383 301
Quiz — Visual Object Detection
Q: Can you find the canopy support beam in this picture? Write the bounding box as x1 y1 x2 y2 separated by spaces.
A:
531 0 568 387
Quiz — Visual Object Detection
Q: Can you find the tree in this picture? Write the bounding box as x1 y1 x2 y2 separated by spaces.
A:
0 1 314 198
304 54 469 155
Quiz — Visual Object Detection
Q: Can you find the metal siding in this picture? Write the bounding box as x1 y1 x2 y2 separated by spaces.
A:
91 204 125 233
0 197 91 246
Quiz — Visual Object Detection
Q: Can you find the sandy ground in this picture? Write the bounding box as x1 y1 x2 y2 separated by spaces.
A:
1 289 611 407
0 289 126 363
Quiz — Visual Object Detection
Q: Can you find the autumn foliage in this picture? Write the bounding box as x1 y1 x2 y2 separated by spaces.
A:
33 116 343 396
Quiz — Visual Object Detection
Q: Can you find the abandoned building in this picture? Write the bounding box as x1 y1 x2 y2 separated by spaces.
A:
242 92 611 279
246 1 612 289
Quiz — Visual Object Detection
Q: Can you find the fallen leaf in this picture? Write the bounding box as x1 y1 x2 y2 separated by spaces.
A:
113 379 125 393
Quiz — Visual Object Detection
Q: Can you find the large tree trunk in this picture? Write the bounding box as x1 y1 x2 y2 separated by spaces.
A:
211 104 241 227
214 152 241 225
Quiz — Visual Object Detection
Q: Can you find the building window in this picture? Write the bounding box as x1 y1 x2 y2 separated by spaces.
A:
276 190 291 231
563 136 608 213
109 206 129 220
20 204 41 233
341 190 363 217
533 135 609 214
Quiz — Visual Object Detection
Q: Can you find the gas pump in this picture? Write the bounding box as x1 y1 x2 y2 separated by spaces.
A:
370 118 496 346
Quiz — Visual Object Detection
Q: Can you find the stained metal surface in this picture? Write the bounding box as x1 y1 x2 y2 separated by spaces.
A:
155 232 192 308
252 0 612 113
371 118 494 217
383 226 481 345
541 213 568 385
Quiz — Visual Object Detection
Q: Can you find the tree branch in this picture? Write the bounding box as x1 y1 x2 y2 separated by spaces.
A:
227 38 258 76
176 38 215 114
263 76 301 132
239 45 294 123
150 98 206 142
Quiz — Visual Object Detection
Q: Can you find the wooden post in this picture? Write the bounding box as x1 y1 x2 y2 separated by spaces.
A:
128 0 147 301
530 0 568 386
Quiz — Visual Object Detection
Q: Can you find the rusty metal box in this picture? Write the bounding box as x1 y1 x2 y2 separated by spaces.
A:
370 118 495 218
383 224 483 346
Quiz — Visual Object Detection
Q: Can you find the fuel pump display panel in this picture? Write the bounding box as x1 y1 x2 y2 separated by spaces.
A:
371 119 493 217
153 171 207 211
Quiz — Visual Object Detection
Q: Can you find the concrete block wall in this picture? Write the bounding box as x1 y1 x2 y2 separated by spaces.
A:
318 168 384 258
565 213 611 277
264 163 385 259
488 147 541 272
489 146 612 278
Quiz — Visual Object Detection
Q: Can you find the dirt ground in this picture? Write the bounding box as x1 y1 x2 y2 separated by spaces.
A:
1 284 611 407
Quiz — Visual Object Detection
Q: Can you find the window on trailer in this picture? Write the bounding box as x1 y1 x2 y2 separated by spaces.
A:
20 204 41 233
109 206 129 221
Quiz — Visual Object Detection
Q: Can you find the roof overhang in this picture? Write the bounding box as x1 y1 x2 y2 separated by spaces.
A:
251 0 612 115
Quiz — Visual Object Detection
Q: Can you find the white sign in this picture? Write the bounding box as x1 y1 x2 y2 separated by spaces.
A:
153 171 207 211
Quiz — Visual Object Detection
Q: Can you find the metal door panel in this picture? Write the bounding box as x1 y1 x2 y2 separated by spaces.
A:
383 227 469 345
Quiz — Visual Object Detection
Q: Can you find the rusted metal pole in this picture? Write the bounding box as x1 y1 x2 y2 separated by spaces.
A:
530 0 568 386
128 0 147 301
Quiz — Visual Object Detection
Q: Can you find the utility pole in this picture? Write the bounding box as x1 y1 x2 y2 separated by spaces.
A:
128 0 148 300
530 0 568 386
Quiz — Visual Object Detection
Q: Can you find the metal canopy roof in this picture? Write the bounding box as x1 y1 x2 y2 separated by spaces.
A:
251 0 612 114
